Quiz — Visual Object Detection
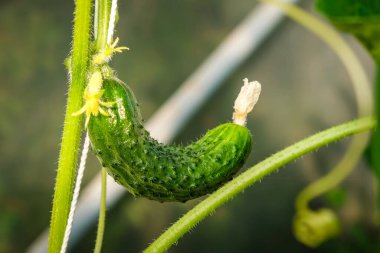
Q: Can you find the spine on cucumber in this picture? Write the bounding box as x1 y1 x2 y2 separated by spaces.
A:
88 77 252 202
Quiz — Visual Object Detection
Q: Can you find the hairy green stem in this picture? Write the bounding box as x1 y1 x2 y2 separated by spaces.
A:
144 116 376 253
95 0 110 51
92 0 112 251
48 0 93 252
94 167 107 253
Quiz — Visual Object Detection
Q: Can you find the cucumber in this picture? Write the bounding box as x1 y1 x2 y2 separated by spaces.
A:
88 77 252 202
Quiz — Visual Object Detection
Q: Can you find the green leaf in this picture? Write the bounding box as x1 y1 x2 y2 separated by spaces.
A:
315 0 380 63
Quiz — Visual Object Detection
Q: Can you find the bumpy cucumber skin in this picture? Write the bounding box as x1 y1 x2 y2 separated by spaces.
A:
88 78 252 202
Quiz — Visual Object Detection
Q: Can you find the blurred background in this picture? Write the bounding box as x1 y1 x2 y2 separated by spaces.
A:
0 0 379 252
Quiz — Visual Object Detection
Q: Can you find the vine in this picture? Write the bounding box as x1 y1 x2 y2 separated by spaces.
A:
144 117 376 253
260 0 374 247
47 1 378 252
94 167 107 253
48 0 93 252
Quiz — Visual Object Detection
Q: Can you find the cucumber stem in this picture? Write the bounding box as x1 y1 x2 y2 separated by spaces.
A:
94 167 107 253
60 133 91 253
48 0 93 251
232 78 261 126
144 117 376 253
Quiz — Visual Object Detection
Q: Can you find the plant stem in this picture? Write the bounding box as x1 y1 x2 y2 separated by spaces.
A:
94 167 107 253
260 0 372 212
144 116 376 253
95 0 110 51
92 0 112 251
60 133 91 253
295 132 369 210
48 0 93 252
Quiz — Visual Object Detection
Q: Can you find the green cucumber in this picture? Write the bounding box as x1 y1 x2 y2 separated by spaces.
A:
88 77 252 202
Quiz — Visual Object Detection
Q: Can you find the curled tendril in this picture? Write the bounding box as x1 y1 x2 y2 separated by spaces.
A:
259 0 373 248
293 208 340 248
